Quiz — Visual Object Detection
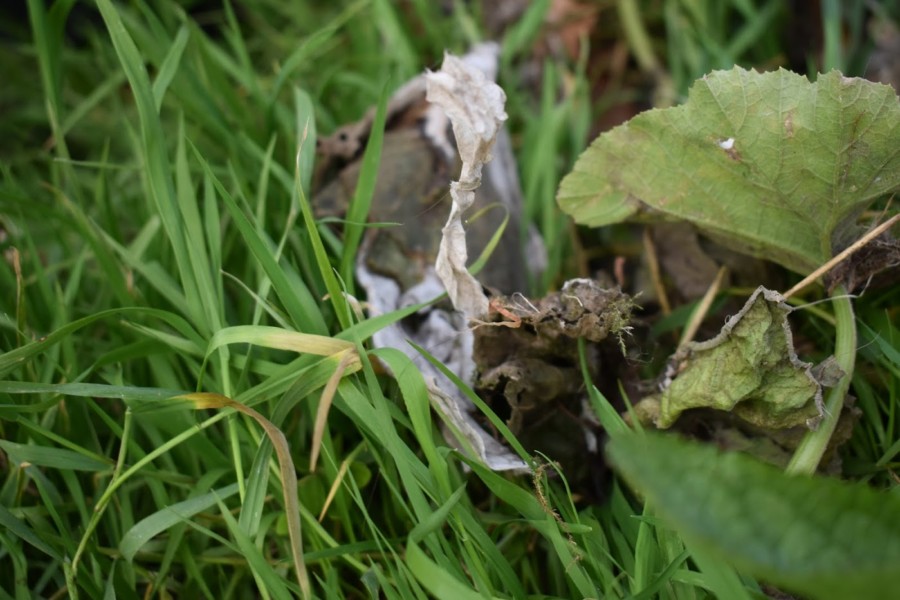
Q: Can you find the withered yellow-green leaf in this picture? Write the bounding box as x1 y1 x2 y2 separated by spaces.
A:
557 67 900 274
644 286 839 429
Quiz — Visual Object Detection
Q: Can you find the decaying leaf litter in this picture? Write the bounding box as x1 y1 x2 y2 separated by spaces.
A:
316 52 899 489
559 67 899 472
317 44 536 471
315 45 634 479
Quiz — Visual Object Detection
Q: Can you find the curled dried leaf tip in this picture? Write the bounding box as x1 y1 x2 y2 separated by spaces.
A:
425 50 507 174
426 44 508 319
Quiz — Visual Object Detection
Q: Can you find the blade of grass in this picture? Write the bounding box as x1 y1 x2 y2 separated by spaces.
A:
579 338 630 436
27 0 76 163
410 340 532 464
96 0 211 331
152 25 189 111
207 325 354 357
119 482 241 562
293 113 353 331
466 204 509 278
0 504 62 562
339 81 389 294
310 350 358 471
370 347 451 494
820 0 844 71
214 498 295 600
178 392 310 598
0 307 202 379
405 542 485 600
192 142 328 334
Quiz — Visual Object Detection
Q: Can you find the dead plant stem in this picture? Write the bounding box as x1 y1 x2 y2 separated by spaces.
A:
783 213 900 300
679 266 728 348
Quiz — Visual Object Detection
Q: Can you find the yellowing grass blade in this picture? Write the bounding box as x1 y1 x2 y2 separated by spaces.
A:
207 325 354 357
318 443 366 522
176 392 311 599
309 349 358 472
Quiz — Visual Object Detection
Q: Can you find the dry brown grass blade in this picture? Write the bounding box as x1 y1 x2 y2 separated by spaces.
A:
309 349 359 472
643 227 671 315
678 265 728 348
318 444 364 522
178 392 311 599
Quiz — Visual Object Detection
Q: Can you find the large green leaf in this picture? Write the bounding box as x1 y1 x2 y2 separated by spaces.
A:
558 68 900 274
607 432 900 600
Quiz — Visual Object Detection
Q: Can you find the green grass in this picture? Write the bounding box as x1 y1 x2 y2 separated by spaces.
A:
1 1 897 598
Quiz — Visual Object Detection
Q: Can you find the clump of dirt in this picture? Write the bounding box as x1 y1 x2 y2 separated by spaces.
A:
473 279 635 498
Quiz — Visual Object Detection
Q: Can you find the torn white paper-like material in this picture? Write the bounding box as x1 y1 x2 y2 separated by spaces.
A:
357 259 526 472
351 44 529 471
426 48 508 320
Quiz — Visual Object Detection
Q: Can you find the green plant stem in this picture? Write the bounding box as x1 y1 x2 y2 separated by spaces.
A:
820 0 844 71
617 0 676 106
786 285 856 474
617 0 659 74
71 407 133 576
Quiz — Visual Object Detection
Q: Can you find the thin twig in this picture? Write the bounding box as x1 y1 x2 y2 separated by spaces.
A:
642 228 671 315
679 266 728 348
783 213 900 300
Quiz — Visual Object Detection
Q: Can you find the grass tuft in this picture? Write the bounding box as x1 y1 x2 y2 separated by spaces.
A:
1 1 895 598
